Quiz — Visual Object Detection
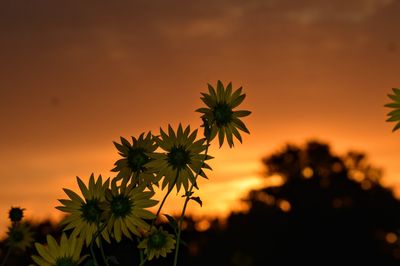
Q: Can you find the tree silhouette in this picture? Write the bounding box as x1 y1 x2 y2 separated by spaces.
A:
180 141 400 265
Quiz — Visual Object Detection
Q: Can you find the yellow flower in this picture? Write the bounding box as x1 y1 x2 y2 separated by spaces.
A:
103 182 158 242
147 124 212 192
56 174 110 247
385 88 400 132
138 226 176 260
112 132 159 189
197 80 251 147
6 222 34 251
31 233 87 266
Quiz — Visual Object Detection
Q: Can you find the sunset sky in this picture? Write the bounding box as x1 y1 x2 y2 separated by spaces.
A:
1 0 400 235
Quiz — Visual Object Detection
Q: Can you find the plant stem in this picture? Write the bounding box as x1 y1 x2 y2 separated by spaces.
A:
138 257 148 266
90 222 108 266
0 245 12 266
89 240 99 266
99 235 108 266
173 139 210 266
137 236 145 266
137 171 179 265
151 171 179 228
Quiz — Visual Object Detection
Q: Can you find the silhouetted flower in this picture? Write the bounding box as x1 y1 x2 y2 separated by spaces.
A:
197 80 251 147
385 88 400 132
138 226 175 260
6 222 33 251
103 182 157 242
147 124 212 192
56 174 110 247
31 233 87 266
8 207 24 223
112 132 159 189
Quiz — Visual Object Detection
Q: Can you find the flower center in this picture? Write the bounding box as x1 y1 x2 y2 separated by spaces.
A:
127 148 149 172
167 146 190 170
9 207 24 222
213 103 233 126
111 195 132 218
148 231 167 249
55 257 76 266
81 200 102 223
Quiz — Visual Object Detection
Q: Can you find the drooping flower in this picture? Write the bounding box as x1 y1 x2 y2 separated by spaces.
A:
138 226 176 260
385 88 400 132
102 181 158 242
112 132 159 189
31 233 87 266
6 222 34 251
147 124 212 192
197 80 251 147
8 206 25 223
56 174 110 246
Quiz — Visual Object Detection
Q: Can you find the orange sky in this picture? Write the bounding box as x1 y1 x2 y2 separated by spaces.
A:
1 0 400 235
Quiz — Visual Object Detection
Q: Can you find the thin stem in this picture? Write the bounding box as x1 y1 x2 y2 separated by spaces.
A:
0 245 12 266
89 240 99 266
138 171 179 265
173 139 210 266
97 223 109 266
90 222 108 266
138 237 144 265
138 257 148 266
150 171 179 228
99 236 108 266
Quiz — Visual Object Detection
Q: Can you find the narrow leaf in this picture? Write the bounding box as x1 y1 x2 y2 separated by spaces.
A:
190 196 203 207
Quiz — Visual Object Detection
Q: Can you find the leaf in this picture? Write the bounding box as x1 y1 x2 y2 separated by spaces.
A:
230 94 246 109
113 141 126 153
384 102 400 108
120 137 131 147
393 122 400 132
386 115 400 122
234 110 251 118
164 214 178 231
388 109 400 116
232 117 250 134
190 196 203 207
393 88 400 95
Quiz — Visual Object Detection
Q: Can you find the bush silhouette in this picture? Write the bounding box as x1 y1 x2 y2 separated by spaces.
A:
179 141 400 265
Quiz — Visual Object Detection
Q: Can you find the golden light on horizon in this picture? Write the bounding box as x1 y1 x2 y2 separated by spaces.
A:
1 0 400 246
278 199 291 212
302 167 314 179
386 232 398 244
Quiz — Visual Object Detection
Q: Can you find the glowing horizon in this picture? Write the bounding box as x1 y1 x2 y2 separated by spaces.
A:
1 0 400 239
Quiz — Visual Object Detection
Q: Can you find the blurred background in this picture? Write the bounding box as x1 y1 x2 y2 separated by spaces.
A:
1 0 400 265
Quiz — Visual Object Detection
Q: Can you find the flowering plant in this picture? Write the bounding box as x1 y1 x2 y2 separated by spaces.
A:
1 81 251 266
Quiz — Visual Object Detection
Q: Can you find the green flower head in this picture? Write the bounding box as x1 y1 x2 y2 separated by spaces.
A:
31 233 87 266
103 182 157 242
138 226 176 260
197 80 251 148
147 124 213 192
112 132 159 189
385 88 400 132
55 174 111 247
7 222 34 251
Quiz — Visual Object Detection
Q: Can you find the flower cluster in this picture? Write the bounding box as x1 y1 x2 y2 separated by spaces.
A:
25 80 251 266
